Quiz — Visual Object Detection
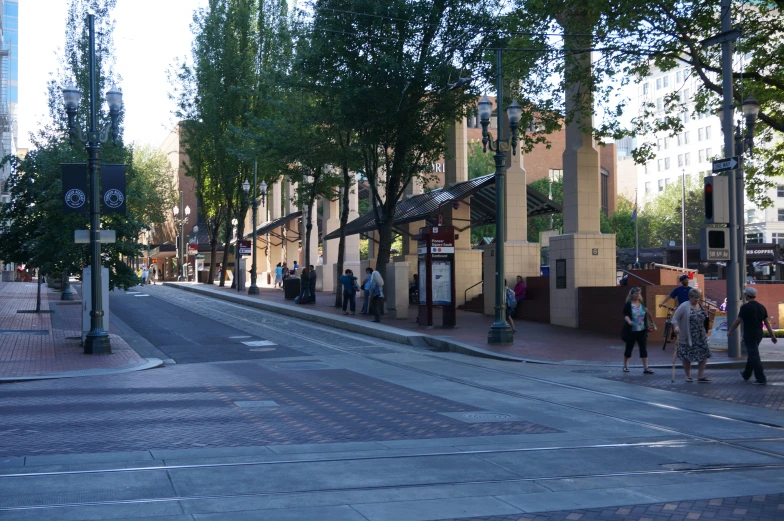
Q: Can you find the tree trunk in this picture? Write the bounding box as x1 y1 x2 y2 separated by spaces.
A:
374 218 394 283
207 215 220 284
334 166 351 307
220 210 231 287
304 184 317 268
36 271 42 312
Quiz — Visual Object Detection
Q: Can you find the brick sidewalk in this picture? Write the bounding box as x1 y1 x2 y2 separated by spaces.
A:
0 281 147 379
437 493 784 521
187 282 783 366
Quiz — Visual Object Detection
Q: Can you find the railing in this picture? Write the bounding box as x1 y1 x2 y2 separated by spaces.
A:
618 269 655 286
464 280 483 305
651 263 698 273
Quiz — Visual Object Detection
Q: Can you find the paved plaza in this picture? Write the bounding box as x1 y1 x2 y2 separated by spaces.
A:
0 283 782 520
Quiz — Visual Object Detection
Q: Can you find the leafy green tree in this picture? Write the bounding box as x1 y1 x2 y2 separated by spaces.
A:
467 141 495 245
0 0 173 291
527 176 564 242
642 175 704 248
600 195 641 249
300 0 497 279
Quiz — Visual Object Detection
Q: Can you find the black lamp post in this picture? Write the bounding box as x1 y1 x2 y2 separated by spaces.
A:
477 50 523 346
190 225 199 282
172 195 190 281
243 161 267 295
733 96 760 294
62 14 122 355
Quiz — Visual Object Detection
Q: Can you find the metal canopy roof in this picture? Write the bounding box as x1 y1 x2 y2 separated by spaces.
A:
243 211 303 240
323 173 562 241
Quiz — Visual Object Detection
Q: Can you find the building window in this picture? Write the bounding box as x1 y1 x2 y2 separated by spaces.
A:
658 179 665 192
684 131 690 144
699 150 705 163
665 178 671 186
676 70 682 83
643 83 649 95
705 126 712 140
663 75 669 87
548 169 563 182
682 111 689 123
777 186 784 197
678 154 684 167
601 168 609 217
684 88 690 101
658 159 664 171
698 127 704 141
778 209 784 222
747 233 764 244
656 78 662 90
685 152 691 166
657 138 663 151
706 147 712 159
664 137 669 149
677 134 682 146
656 97 663 110
664 157 671 170
645 182 651 194
773 232 784 245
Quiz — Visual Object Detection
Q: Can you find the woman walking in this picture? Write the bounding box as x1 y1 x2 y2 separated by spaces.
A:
622 287 656 373
274 263 283 288
672 288 712 382
369 269 385 323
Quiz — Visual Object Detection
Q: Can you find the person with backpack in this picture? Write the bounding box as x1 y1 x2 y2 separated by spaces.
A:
339 269 359 315
621 287 656 374
505 280 517 333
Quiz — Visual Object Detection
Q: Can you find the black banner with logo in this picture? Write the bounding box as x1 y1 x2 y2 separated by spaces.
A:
101 164 127 215
61 163 88 214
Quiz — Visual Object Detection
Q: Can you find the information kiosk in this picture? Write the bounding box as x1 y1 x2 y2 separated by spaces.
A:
417 226 457 327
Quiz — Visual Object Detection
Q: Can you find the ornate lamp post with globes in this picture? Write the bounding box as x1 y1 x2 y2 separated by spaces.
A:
242 161 267 295
62 13 123 354
476 50 523 346
172 196 190 282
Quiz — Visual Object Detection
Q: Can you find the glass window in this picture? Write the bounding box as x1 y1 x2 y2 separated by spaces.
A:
778 209 784 222
699 150 705 163
678 154 684 167
656 78 662 90
676 70 682 83
773 232 784 245
777 186 784 197
657 138 663 151
658 159 664 171
645 182 651 193
601 170 609 217
705 126 712 140
684 88 690 100
664 137 669 149
747 233 764 244
656 97 663 110
685 152 691 166
684 131 690 144
682 111 689 123
665 178 671 186
698 128 704 141
643 83 649 95
658 179 665 192
677 134 682 146
663 76 669 87
665 157 671 169
747 210 756 222
706 147 712 159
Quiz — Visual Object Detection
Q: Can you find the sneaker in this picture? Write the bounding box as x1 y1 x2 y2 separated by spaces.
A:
752 380 767 385
739 371 750 381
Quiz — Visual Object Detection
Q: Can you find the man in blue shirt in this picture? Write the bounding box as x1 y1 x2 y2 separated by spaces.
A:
660 274 692 309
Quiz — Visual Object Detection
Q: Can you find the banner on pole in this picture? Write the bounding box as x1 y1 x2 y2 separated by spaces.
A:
101 164 127 215
61 163 88 214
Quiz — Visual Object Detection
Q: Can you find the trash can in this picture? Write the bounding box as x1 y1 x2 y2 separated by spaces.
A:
284 276 301 300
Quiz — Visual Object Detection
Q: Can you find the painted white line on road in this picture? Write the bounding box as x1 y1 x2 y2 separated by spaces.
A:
229 336 252 339
133 294 150 297
242 340 276 347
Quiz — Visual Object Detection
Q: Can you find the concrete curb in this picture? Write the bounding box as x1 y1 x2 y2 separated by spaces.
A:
0 358 164 383
164 284 784 369
165 283 522 363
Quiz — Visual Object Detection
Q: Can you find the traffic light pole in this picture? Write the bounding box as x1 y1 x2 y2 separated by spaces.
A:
720 0 741 358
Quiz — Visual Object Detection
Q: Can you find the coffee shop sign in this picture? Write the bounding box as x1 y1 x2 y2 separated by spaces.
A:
429 162 446 173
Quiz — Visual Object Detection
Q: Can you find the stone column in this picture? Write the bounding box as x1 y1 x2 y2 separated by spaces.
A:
267 181 283 272
548 15 616 327
318 195 340 293
345 172 363 279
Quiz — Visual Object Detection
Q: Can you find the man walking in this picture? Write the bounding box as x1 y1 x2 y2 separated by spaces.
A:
660 274 692 309
308 265 317 304
728 286 777 385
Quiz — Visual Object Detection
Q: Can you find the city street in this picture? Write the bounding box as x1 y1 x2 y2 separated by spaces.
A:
1 285 783 520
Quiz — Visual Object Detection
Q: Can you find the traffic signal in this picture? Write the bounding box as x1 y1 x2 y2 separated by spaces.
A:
704 175 729 224
700 227 730 261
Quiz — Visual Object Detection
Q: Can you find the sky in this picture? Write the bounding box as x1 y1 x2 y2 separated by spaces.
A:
18 0 205 150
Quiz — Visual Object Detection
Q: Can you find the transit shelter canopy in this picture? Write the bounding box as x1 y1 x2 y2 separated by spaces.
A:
322 173 562 241
244 211 302 239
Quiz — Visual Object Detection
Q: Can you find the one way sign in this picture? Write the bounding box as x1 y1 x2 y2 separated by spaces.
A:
712 156 739 173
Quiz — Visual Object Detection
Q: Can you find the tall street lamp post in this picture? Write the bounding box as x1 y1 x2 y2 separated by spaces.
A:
242 162 267 295
733 96 760 295
62 13 123 355
191 225 199 282
477 50 523 346
172 194 190 282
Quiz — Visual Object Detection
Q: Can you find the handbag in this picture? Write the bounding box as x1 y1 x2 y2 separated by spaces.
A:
700 305 710 333
353 280 360 293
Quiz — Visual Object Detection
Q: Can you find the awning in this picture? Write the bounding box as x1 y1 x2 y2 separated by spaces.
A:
244 211 302 240
322 173 562 241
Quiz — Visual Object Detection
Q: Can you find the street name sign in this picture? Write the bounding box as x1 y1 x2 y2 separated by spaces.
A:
74 230 116 244
712 157 738 173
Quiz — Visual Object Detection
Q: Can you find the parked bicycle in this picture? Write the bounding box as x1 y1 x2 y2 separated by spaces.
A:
661 305 677 350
